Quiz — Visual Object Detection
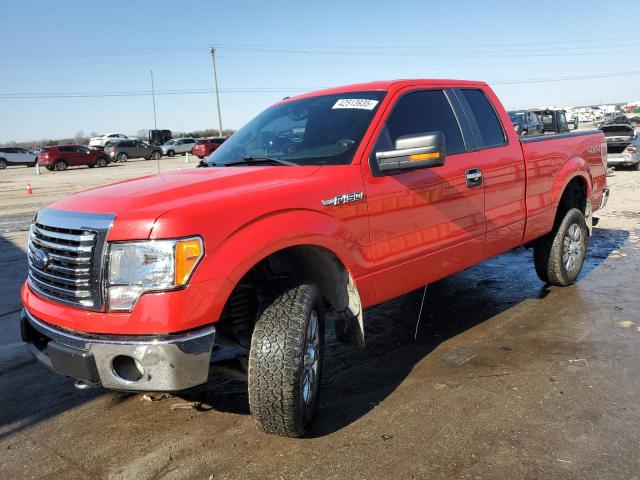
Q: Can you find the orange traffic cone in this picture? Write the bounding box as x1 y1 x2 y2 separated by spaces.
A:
26 183 33 195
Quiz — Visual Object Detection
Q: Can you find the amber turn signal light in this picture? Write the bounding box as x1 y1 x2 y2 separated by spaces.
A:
175 238 204 286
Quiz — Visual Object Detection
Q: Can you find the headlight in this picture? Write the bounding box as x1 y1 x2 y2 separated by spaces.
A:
107 237 203 311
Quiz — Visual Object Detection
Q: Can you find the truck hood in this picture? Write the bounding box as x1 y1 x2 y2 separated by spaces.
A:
49 166 320 240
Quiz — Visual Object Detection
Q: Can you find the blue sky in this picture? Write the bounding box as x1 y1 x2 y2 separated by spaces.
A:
1 0 638 143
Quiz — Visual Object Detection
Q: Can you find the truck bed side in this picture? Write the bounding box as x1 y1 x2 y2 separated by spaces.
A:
520 131 607 244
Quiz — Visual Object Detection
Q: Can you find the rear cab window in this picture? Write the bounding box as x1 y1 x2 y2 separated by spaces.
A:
456 88 507 149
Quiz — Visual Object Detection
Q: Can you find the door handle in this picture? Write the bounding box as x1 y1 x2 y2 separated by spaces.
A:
466 168 483 187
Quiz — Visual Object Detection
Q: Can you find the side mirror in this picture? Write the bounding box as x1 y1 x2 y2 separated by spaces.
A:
375 132 446 173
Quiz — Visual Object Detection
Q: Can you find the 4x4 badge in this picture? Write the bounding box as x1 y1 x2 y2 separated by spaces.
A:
322 192 364 207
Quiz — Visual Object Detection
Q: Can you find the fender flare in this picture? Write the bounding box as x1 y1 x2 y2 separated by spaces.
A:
550 156 592 209
192 209 369 343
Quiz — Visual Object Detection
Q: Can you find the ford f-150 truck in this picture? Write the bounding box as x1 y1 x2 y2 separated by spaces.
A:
21 79 609 437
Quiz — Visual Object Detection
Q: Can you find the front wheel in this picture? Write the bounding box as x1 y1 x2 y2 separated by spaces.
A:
0 159 6 169
96 157 108 168
248 283 324 437
150 151 161 160
534 208 588 286
167 150 175 157
117 153 128 162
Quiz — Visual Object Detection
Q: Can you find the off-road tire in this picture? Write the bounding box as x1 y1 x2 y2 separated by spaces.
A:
54 160 67 171
534 208 588 286
248 283 324 437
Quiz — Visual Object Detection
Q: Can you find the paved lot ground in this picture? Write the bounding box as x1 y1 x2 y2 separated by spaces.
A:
1 157 639 479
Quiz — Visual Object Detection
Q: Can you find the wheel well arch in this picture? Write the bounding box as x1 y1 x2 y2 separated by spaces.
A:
214 244 364 349
555 175 588 224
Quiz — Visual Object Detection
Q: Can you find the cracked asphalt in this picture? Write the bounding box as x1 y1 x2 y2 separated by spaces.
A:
1 158 639 479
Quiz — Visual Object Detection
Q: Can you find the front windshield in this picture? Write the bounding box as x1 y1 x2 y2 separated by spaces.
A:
208 91 386 166
509 112 525 123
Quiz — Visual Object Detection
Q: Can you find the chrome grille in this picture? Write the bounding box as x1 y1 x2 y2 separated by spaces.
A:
27 208 115 310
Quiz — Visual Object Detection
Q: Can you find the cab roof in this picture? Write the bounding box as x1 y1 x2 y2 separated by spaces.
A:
280 79 488 104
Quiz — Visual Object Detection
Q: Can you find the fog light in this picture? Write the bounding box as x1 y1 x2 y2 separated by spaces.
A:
112 355 144 382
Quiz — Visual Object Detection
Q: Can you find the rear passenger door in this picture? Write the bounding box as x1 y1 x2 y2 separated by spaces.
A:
451 88 527 257
364 88 486 303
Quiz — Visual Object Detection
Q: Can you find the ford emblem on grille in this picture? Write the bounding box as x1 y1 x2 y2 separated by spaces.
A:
29 247 49 270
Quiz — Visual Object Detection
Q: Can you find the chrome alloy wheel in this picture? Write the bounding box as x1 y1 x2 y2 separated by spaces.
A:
563 223 583 273
302 309 320 406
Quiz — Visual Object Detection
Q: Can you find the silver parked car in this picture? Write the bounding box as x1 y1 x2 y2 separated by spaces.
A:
160 138 196 157
0 147 38 169
602 125 640 170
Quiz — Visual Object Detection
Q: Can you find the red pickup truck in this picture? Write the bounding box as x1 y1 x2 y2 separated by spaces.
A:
22 79 608 437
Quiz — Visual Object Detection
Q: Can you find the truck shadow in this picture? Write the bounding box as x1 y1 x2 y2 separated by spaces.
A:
183 226 628 436
0 227 627 440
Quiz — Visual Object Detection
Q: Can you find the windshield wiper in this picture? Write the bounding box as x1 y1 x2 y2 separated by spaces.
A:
224 156 296 167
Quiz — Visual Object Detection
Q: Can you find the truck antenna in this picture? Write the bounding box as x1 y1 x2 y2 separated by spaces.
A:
414 285 428 340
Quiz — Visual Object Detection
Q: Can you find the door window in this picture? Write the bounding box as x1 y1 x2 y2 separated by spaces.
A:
375 90 466 156
458 89 506 148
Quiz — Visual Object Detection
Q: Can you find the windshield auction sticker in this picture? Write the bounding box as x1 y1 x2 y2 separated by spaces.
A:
332 99 379 110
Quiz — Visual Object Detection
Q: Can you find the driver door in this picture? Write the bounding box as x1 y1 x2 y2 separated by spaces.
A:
363 88 486 304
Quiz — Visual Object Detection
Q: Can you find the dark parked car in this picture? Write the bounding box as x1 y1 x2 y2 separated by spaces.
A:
508 110 545 136
532 109 572 134
191 137 226 159
104 140 162 162
38 145 110 171
597 114 632 128
149 129 172 146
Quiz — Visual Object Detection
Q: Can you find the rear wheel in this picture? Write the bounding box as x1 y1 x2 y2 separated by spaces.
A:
117 153 128 162
634 162 640 171
0 159 6 169
150 151 161 160
534 208 588 286
54 160 67 171
248 283 323 437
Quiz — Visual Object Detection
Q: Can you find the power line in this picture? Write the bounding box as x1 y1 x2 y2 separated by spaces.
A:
2 34 638 56
1 71 638 100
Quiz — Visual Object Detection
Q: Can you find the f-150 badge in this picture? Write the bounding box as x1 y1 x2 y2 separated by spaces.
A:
322 192 364 206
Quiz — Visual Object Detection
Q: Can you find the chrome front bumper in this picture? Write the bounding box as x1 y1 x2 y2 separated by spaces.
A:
21 309 215 391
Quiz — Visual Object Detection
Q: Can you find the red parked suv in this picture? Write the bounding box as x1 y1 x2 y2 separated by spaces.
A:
38 145 110 171
191 137 226 159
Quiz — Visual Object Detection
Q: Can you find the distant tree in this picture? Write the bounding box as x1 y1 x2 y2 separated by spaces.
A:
74 130 86 144
136 129 149 140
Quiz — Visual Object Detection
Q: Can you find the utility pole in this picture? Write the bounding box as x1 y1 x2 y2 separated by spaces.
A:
210 46 223 137
150 70 158 130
